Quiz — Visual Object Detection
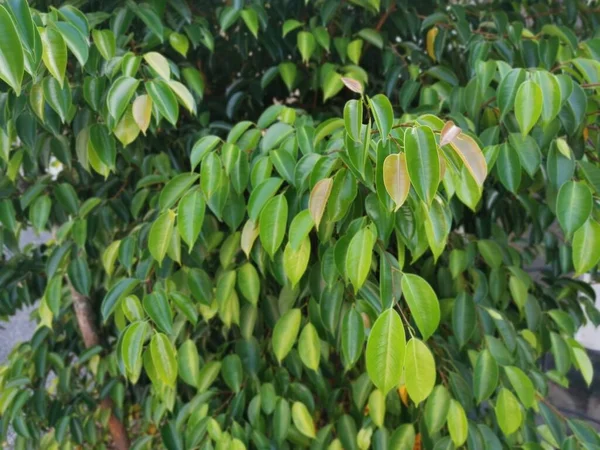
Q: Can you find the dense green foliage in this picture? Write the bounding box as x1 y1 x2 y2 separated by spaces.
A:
1 0 600 449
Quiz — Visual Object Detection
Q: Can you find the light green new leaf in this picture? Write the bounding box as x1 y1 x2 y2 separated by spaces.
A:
241 9 259 38
556 181 593 237
515 80 542 136
168 80 196 114
366 309 406 395
345 226 377 292
425 385 450 433
237 263 260 306
0 6 24 95
159 173 199 210
292 402 316 438
149 209 176 265
177 188 205 251
279 62 297 91
298 323 321 371
404 338 436 404
41 26 67 87
146 79 179 126
405 126 440 205
169 32 189 57
474 349 498 403
272 308 301 363
401 274 440 341
504 366 535 408
573 218 600 275
177 339 199 387
447 400 468 447
495 388 523 436
368 94 393 142
150 333 178 386
259 194 288 258
297 31 316 64
107 76 140 122
284 237 311 288
132 94 153 134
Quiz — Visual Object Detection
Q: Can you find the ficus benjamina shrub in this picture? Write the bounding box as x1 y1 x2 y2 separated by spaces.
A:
1 0 600 448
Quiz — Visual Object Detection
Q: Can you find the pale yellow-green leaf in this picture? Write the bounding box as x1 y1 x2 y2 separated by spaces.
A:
495 388 523 436
132 95 153 135
114 106 140 146
144 52 171 81
283 237 311 288
404 338 436 404
298 323 320 371
168 80 196 114
102 240 121 275
272 308 301 363
308 177 333 230
291 402 316 438
383 153 410 211
447 399 468 447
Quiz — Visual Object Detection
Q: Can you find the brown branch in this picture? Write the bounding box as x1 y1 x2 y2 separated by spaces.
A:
70 286 131 450
375 4 396 32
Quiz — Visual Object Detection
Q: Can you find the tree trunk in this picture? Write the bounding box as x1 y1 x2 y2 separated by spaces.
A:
71 287 131 450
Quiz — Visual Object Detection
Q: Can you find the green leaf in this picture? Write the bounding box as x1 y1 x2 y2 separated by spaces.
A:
283 237 311 288
122 321 149 375
405 126 440 205
89 124 116 169
504 366 535 408
496 143 521 193
344 99 363 143
368 94 393 142
533 70 562 124
474 349 498 403
366 309 406 395
200 153 223 199
240 8 259 38
92 29 115 60
53 21 88 67
68 259 91 296
497 68 525 120
495 388 522 436
130 3 164 41
297 31 316 64
298 323 320 371
556 181 593 237
0 6 24 95
107 76 140 122
146 79 179 126
259 194 288 258
573 218 600 275
424 385 450 434
30 195 51 233
249 178 283 220
289 210 314 250
292 402 316 439
572 347 594 387
101 278 140 321
401 274 440 341
515 80 542 136
447 399 468 447
404 338 436 404
282 19 303 37
177 188 205 251
342 308 365 370
222 354 243 393
143 291 173 335
345 226 377 292
272 308 301 363
40 26 67 87
149 209 176 265
159 173 199 210
43 77 71 124
150 332 178 386
452 293 475 348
